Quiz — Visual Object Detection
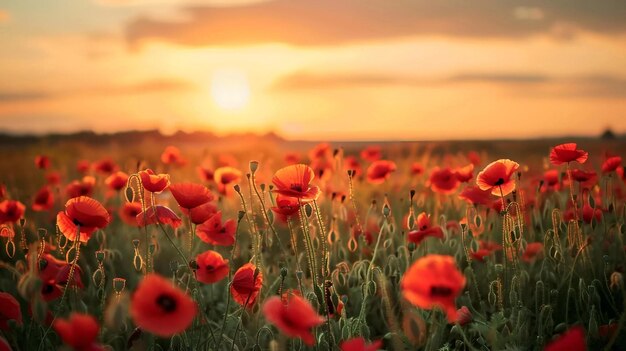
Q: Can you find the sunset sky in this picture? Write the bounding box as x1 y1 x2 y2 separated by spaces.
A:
1 1 625 140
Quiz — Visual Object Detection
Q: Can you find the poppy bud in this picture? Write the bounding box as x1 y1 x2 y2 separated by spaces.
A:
296 270 303 281
113 277 126 294
95 250 105 264
382 204 391 218
305 204 313 217
233 184 241 194
280 267 288 278
456 306 472 326
149 243 156 254
189 260 198 271
260 183 266 192
249 161 259 174
610 272 623 290
132 239 140 249
170 261 179 275
237 210 245 221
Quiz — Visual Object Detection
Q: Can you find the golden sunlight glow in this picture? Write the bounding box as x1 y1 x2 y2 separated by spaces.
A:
210 68 251 110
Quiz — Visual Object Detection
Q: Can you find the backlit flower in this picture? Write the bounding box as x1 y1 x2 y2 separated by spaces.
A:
366 160 397 184
53 313 104 351
169 182 213 209
119 202 142 226
407 213 444 245
476 159 519 196
230 263 262 307
105 171 129 191
136 205 182 229
454 164 474 183
458 186 492 207
0 200 25 225
270 195 301 223
272 164 320 202
65 176 95 198
194 250 229 284
360 145 382 162
429 167 460 194
263 294 325 346
602 156 622 174
214 167 243 195
32 186 54 211
139 169 170 194
181 202 217 225
196 212 236 246
161 146 186 166
549 143 588 165
56 196 110 243
35 155 51 169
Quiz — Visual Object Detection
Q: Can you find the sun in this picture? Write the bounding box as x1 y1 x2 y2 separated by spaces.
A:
210 69 251 110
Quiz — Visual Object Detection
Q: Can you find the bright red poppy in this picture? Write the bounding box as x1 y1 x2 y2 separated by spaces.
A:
0 200 25 225
35 155 51 169
46 171 61 185
411 162 424 176
161 146 186 166
76 160 90 174
454 164 474 183
429 167 460 194
263 294 324 346
93 158 117 174
136 205 182 229
308 142 331 161
602 156 622 174
407 212 444 245
196 212 236 246
57 196 110 243
468 151 481 166
181 202 217 225
214 167 242 195
195 250 229 284
32 186 54 211
550 143 588 165
360 145 382 162
0 292 22 330
365 160 396 184
130 273 197 337
544 325 586 351
53 313 104 351
400 255 466 323
169 182 213 209
340 337 382 351
458 186 492 206
66 176 95 199
119 202 142 226
197 165 215 183
230 263 263 307
270 195 301 223
29 251 79 301
470 241 502 262
542 170 561 192
522 242 544 263
272 164 321 202
105 171 129 191
476 159 519 196
139 169 170 194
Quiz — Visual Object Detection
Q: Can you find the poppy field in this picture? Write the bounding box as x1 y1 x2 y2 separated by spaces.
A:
1 136 626 351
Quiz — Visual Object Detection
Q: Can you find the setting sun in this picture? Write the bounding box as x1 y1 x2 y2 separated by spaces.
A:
210 68 251 110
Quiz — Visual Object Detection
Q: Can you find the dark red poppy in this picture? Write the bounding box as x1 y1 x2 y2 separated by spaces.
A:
270 195 301 223
344 156 363 177
181 202 217 225
602 156 622 174
32 186 54 212
53 313 104 351
196 165 215 183
569 169 597 188
542 170 561 191
35 155 50 169
476 159 519 196
598 323 618 339
130 273 197 337
550 143 588 165
31 252 71 301
468 151 481 166
366 160 396 184
470 241 502 262
360 145 382 162
401 254 466 323
0 184 5 200
522 242 543 263
456 306 472 326
284 153 301 165
105 171 129 191
454 164 474 183
161 146 186 166
458 186 492 206
66 176 95 198
340 337 382 351
0 336 11 351
196 212 236 246
169 182 213 209
213 167 242 195
0 200 25 225
582 203 602 224
230 263 263 307
411 162 424 176
56 196 110 243
429 167 460 194
218 154 239 168
272 164 321 202
544 325 586 351
195 250 229 284
46 171 61 185
119 202 142 226
0 292 22 330
93 158 117 174
263 294 324 346
136 205 182 229
76 160 90 174
407 212 444 245
308 143 331 161
139 169 170 194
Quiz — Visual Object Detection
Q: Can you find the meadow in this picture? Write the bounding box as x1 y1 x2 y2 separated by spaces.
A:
0 132 625 351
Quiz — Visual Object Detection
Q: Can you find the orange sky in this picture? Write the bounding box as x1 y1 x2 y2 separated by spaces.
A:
1 1 625 140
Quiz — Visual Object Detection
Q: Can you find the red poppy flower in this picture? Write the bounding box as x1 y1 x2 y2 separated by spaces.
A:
340 337 382 351
139 169 170 194
366 160 396 184
470 241 502 262
270 195 301 223
46 171 61 185
429 167 460 194
35 155 50 169
569 169 597 187
53 313 104 351
169 182 213 209
411 162 424 176
550 143 588 165
284 153 301 165
119 202 142 226
542 170 561 192
602 156 622 174
197 165 215 183
0 336 11 351
66 176 96 198
136 205 182 229
476 159 519 196
161 146 186 166
181 202 217 225
131 273 197 337
456 306 472 326
468 151 481 166
308 143 331 161
360 145 382 162
582 203 602 224
93 158 117 174
454 164 474 183
400 254 466 323
230 263 263 307
195 250 229 284
32 186 54 211
544 325 586 351
0 292 22 330
56 196 110 243
407 212 444 245
105 171 129 191
196 212 236 246
344 156 363 177
0 200 25 225
272 164 321 202
34 252 83 302
522 242 544 263
214 167 243 195
458 186 492 206
218 154 239 168
263 294 324 346
76 160 90 174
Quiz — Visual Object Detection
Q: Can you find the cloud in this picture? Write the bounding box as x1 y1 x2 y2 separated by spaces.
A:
272 70 626 98
125 0 626 48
